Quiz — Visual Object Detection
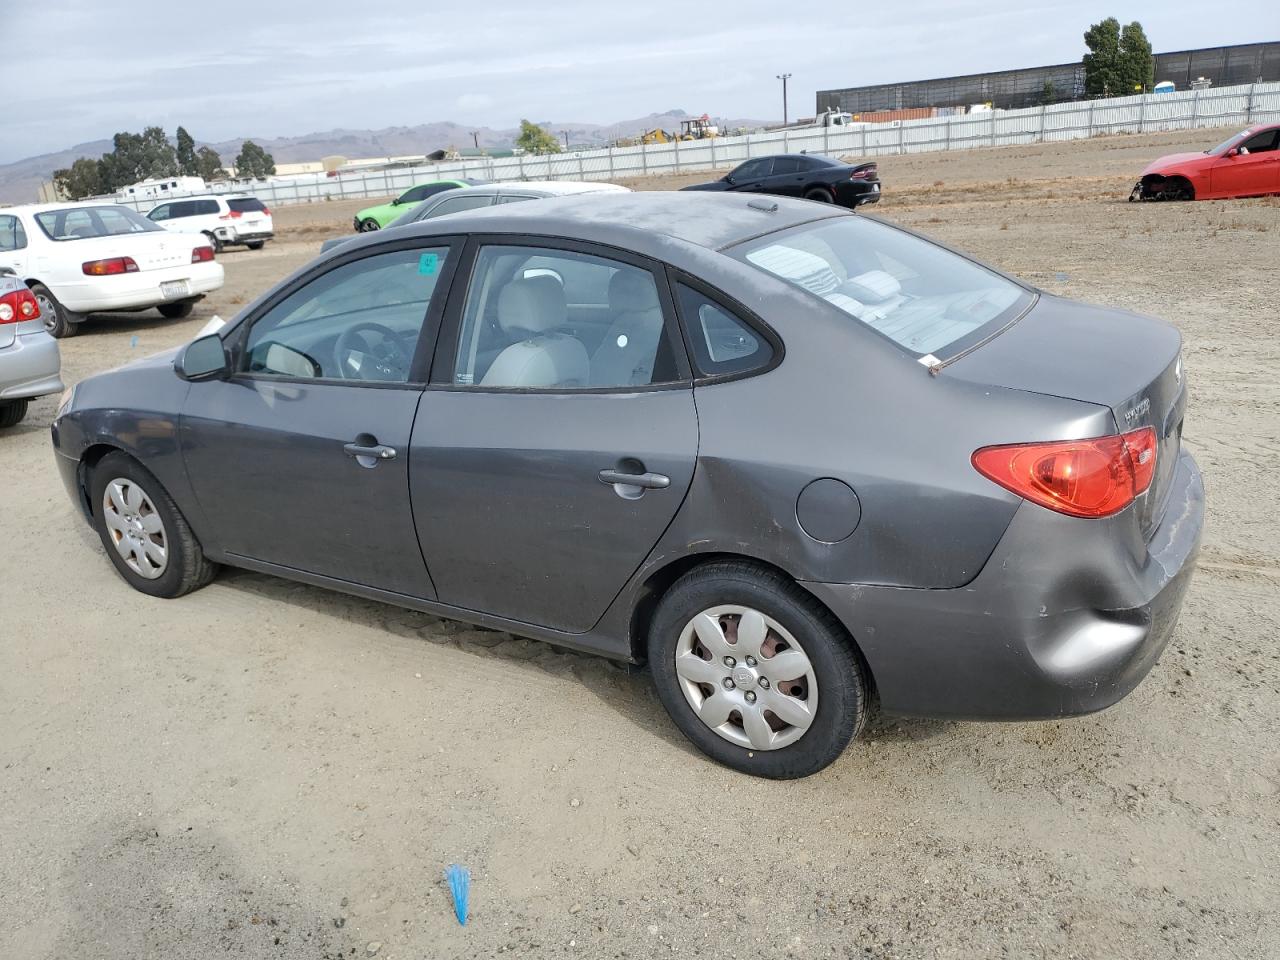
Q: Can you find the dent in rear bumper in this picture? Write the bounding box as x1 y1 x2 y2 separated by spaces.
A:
804 449 1205 720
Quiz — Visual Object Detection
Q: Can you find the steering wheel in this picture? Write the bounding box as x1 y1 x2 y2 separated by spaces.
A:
333 321 413 381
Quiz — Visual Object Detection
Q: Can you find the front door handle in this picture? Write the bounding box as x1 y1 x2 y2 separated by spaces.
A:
598 468 669 490
344 441 397 461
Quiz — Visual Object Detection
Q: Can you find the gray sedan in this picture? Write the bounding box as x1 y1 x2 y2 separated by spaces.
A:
1 270 62 428
50 193 1203 778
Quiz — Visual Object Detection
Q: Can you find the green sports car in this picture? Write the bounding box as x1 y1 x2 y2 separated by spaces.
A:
353 179 485 232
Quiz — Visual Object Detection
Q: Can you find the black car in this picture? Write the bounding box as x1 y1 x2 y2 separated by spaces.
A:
681 154 880 209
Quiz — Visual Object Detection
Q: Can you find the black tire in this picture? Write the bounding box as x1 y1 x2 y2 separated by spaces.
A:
1165 178 1195 201
30 282 78 339
89 451 218 598
0 399 28 428
803 187 834 203
358 218 381 233
647 561 868 779
245 241 266 250
203 231 222 253
157 300 195 320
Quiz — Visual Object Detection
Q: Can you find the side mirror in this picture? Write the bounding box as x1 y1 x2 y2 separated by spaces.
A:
391 197 403 205
723 174 735 184
175 333 230 381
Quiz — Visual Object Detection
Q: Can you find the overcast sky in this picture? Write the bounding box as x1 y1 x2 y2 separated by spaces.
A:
0 0 1271 162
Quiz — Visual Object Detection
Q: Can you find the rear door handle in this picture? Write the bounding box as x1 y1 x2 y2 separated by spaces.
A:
344 442 397 460
598 469 669 489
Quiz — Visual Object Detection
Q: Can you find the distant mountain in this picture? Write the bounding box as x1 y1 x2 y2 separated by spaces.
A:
0 110 775 203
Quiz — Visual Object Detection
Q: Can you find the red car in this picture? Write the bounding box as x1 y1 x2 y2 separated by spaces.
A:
1130 123 1280 201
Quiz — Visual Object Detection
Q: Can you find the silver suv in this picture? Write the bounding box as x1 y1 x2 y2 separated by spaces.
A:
0 268 62 428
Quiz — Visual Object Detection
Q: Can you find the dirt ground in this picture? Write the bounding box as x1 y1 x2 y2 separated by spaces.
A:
3 126 1278 959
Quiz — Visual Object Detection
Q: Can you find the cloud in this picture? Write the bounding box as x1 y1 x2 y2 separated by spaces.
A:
455 93 495 113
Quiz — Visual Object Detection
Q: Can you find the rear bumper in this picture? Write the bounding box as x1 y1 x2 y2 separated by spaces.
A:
228 231 273 244
805 449 1204 720
0 326 63 400
55 262 224 313
833 180 881 208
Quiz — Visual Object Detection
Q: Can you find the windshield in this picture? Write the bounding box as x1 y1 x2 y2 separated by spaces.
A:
730 216 1030 359
1206 130 1251 154
35 206 163 242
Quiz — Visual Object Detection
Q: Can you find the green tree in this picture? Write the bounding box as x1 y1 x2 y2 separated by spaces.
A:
515 119 561 155
97 126 179 192
176 126 198 176
52 157 104 200
195 145 226 181
1082 17 1124 97
1039 80 1058 105
233 140 276 178
1119 21 1154 94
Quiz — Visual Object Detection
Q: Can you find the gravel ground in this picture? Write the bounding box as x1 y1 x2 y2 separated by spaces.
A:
2 126 1278 959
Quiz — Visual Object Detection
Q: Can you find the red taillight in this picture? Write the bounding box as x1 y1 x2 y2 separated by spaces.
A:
219 210 243 220
192 246 215 263
81 257 139 276
972 427 1158 519
850 164 877 180
0 287 40 324
261 206 271 216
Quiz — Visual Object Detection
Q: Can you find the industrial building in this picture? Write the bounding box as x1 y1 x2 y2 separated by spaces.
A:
816 41 1280 114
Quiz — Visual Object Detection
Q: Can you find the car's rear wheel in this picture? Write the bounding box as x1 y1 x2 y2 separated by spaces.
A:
803 187 834 203
30 283 78 339
157 300 195 319
90 452 218 598
647 561 868 779
359 218 380 232
203 231 222 253
245 241 265 250
0 399 29 428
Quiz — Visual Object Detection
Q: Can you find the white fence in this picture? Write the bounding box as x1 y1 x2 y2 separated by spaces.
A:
114 81 1280 211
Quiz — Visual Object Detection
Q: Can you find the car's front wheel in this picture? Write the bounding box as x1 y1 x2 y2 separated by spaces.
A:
647 561 868 779
0 399 28 428
358 218 380 232
90 452 218 598
30 283 78 338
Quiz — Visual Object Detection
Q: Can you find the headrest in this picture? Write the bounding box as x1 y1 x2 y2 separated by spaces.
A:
497 276 567 334
608 269 659 313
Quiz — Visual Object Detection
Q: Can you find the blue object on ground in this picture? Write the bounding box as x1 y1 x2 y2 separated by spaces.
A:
445 864 470 925
130 336 139 348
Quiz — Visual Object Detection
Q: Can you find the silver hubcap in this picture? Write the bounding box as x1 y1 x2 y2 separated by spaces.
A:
102 478 168 579
35 293 56 332
675 605 818 751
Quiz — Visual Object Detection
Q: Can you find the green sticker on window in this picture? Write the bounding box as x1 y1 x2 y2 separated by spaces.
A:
418 252 439 275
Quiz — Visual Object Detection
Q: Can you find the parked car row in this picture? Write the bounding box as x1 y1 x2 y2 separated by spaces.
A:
52 191 1203 778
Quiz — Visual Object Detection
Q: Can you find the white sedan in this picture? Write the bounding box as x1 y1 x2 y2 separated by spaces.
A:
0 203 224 338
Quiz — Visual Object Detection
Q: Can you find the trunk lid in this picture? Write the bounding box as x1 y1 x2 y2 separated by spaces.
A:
72 231 202 272
944 294 1186 538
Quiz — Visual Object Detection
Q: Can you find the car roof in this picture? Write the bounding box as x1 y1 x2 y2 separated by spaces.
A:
2 201 132 215
465 180 630 198
398 190 848 254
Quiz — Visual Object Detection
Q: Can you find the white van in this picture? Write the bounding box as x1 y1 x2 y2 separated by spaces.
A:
146 194 274 252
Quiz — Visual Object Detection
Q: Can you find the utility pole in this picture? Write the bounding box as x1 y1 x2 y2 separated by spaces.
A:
471 131 479 150
561 130 570 149
776 73 792 126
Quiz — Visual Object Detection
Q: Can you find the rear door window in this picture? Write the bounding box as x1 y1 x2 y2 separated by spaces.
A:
0 216 27 251
198 199 221 215
422 195 494 219
771 157 803 175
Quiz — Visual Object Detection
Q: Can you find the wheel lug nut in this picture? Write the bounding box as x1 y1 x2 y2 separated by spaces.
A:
759 677 770 689
722 677 735 690
723 656 736 668
745 656 757 667
745 691 757 703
